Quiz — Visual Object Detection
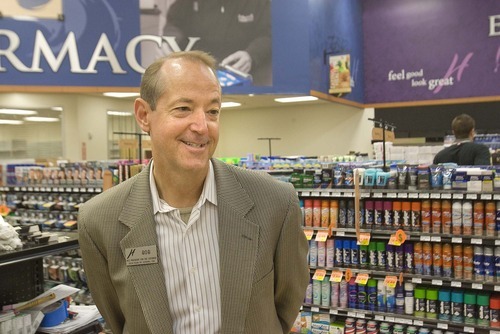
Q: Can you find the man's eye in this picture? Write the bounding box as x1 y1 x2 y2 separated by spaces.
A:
177 106 190 112
208 109 220 116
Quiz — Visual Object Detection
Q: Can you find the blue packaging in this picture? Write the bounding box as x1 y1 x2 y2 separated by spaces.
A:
357 283 367 310
395 245 404 271
474 246 485 281
348 278 358 309
386 244 395 271
395 284 405 314
334 239 343 266
404 243 414 273
351 240 359 266
451 290 464 323
309 240 318 267
343 239 351 266
438 289 451 321
386 286 396 313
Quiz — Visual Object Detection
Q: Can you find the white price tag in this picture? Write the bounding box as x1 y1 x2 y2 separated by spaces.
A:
441 193 452 199
496 240 500 246
472 283 483 290
321 192 330 197
494 194 500 201
471 238 482 245
14 187 20 191
337 231 345 236
356 313 366 319
373 192 383 198
301 191 311 197
463 326 474 333
430 193 441 199
452 238 463 243
466 194 477 200
332 192 341 197
490 330 500 334
375 315 385 321
387 192 397 198
451 281 462 288
495 285 500 292
419 193 430 199
34 187 39 192
65 187 71 192
40 187 46 192
453 193 464 199
432 279 443 286
27 187 33 191
413 320 424 326
398 193 408 198
437 323 448 330
420 235 431 242
330 309 338 315
481 194 492 200
59 187 64 192
385 316 395 323
21 187 27 191
409 193 418 199
311 307 320 312
347 312 356 317
412 278 422 284
311 191 320 197
73 187 79 192
80 188 86 192
431 236 442 242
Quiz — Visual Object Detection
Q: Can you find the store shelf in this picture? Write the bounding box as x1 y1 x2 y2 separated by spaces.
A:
0 186 102 193
297 188 500 199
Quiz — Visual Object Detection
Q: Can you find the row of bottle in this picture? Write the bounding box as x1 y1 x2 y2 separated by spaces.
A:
309 239 500 282
345 317 472 334
305 278 500 327
301 198 500 236
43 255 87 285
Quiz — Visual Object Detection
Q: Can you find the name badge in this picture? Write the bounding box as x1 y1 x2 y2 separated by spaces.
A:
125 245 158 266
238 14 254 23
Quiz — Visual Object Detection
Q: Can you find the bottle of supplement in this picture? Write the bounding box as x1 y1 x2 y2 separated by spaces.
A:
473 200 484 236
433 243 442 276
339 199 347 228
404 242 414 273
490 294 500 327
395 283 405 314
331 280 339 307
384 200 394 229
464 291 477 325
365 200 374 228
358 282 367 310
423 242 432 276
304 199 313 227
442 243 453 277
343 239 351 267
339 278 348 308
386 244 395 271
351 239 360 267
421 199 431 233
321 199 330 228
326 239 335 269
414 242 423 275
369 242 378 269
453 244 463 279
367 279 377 311
386 284 396 313
377 279 387 312
462 200 473 235
393 200 402 230
377 242 387 269
477 293 490 327
473 245 485 281
313 198 321 228
360 244 369 268
441 199 452 234
348 277 358 309
425 287 439 319
309 240 318 267
414 286 426 318
463 245 474 280
330 199 339 229
452 200 462 235
484 246 495 282
431 200 442 234
438 289 451 321
451 290 464 323
402 201 412 230
321 278 331 307
411 201 421 232
335 239 343 266
404 282 415 315
312 278 322 305
485 201 496 236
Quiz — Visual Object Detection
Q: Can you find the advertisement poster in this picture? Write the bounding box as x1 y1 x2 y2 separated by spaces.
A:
329 54 352 95
1 0 62 19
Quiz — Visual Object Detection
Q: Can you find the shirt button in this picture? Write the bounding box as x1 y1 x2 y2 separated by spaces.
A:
190 267 197 274
194 305 202 312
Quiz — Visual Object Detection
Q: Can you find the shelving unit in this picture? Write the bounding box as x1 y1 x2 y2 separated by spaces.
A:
298 187 500 334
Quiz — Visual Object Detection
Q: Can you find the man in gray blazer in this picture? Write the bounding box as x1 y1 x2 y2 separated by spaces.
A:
78 50 309 333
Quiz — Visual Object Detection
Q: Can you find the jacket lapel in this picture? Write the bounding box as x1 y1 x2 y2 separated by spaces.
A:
118 166 174 334
212 159 259 333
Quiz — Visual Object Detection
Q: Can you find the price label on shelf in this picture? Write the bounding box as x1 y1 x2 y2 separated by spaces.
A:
356 313 366 319
419 193 430 199
430 193 441 199
413 320 424 326
303 229 314 240
441 193 452 199
357 232 371 246
452 237 463 244
373 192 383 198
330 271 343 282
431 236 442 242
80 187 86 192
412 277 422 284
463 326 474 333
385 276 399 288
375 315 385 321
73 187 79 192
409 193 419 199
312 269 327 281
472 283 483 290
420 235 431 242
496 240 500 246
330 309 338 315
332 192 341 197
432 279 443 286
311 191 320 197
21 187 27 191
494 285 500 292
453 193 464 199
301 191 311 197
336 231 345 237
481 194 492 200
471 238 482 245
321 192 330 197
14 187 20 191
397 193 408 198
466 193 477 200
347 312 357 317
490 330 500 334
494 194 500 201
311 306 320 312
451 281 462 288
385 316 395 323
355 273 370 285
437 323 448 330
33 187 39 192
387 192 397 198
315 230 329 242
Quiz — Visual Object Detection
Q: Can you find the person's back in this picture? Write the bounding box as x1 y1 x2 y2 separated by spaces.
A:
433 113 491 166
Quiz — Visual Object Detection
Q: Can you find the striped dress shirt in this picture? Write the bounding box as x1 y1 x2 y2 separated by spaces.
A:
149 161 221 333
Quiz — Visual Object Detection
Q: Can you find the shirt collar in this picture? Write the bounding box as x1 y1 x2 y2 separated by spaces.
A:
150 160 217 214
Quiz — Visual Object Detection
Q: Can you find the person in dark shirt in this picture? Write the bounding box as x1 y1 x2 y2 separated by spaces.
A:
163 0 272 86
433 113 491 165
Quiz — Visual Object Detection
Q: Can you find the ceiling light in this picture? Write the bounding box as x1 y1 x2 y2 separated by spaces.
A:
24 116 60 122
0 119 24 125
103 92 140 98
107 110 133 116
221 102 241 108
274 96 319 103
51 106 63 111
0 108 38 115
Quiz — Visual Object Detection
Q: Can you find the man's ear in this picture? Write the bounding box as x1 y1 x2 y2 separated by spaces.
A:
134 98 151 133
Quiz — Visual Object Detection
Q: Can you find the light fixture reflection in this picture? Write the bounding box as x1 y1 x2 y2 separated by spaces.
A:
0 108 38 115
103 92 140 98
274 96 318 103
24 116 60 122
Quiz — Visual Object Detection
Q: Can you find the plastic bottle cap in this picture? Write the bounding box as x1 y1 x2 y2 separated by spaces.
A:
343 240 351 249
383 201 392 210
393 201 401 210
451 291 464 303
414 287 426 299
464 292 477 304
365 200 374 210
367 279 377 287
369 242 377 250
377 242 386 251
426 288 439 300
402 202 411 211
490 296 500 309
476 294 490 306
438 289 451 302
411 201 421 210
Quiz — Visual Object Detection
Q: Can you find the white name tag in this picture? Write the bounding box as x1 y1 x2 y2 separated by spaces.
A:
125 245 158 266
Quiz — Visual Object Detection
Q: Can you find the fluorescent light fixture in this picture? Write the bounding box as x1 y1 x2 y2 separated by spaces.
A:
103 92 140 98
221 102 241 108
0 108 38 115
274 96 319 103
107 110 133 116
51 106 63 111
24 116 60 122
0 119 24 125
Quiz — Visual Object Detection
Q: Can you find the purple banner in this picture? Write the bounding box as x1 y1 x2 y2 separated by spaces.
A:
363 0 500 103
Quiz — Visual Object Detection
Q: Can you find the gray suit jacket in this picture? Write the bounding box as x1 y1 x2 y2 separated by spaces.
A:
78 158 309 334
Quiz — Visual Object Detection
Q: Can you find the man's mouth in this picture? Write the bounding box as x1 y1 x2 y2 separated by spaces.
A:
182 141 206 148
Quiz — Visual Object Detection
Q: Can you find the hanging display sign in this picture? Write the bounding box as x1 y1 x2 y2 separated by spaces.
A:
329 54 352 96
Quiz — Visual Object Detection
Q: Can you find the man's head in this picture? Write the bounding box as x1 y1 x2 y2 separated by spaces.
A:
134 51 221 175
451 113 475 140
